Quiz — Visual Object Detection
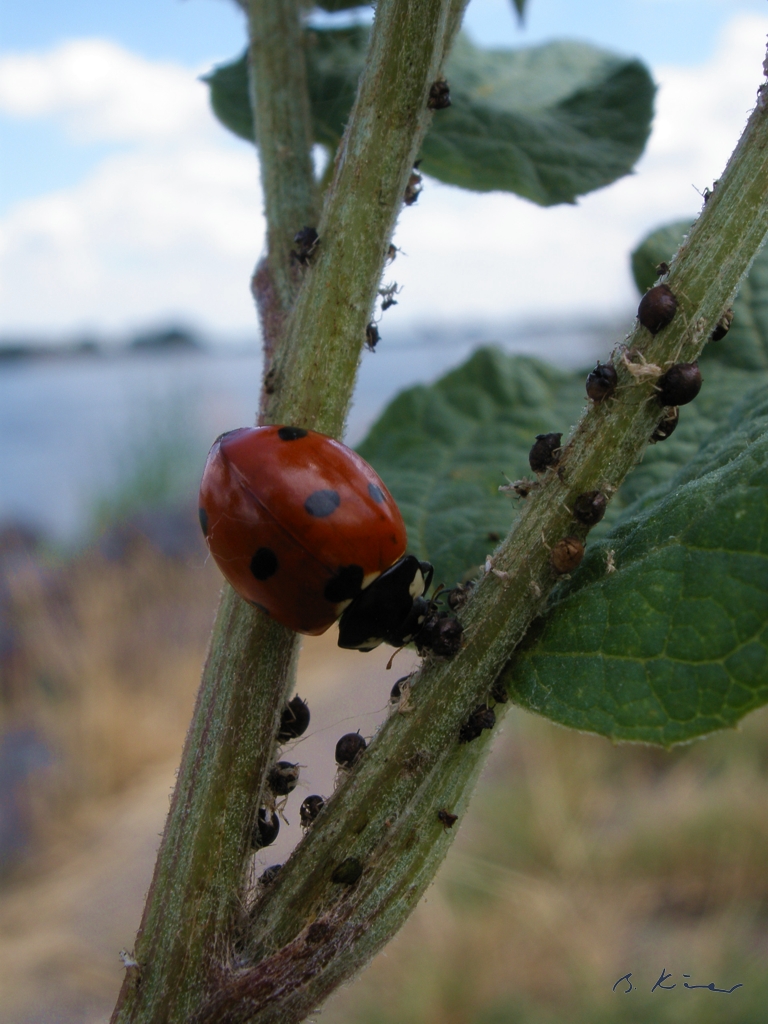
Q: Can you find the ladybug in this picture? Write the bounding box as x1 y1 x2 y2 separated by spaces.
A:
198 426 436 652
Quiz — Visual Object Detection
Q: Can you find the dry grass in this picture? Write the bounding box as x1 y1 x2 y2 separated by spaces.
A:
323 712 768 1024
1 539 219 850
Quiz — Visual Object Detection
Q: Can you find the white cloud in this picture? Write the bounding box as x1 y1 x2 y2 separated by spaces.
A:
0 38 211 143
0 39 265 334
0 16 767 337
0 143 264 333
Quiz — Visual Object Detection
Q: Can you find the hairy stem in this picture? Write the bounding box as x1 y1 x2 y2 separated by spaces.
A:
247 0 319 400
248 0 318 314
264 0 463 433
192 64 768 1024
112 1 463 1021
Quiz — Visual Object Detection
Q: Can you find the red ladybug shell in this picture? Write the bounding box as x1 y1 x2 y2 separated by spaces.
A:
198 426 407 635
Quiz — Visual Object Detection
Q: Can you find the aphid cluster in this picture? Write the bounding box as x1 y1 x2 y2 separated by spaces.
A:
300 794 324 829
268 761 300 797
428 79 451 110
278 695 310 742
573 491 607 527
551 537 584 575
252 807 280 850
650 406 679 443
335 731 367 770
290 226 319 266
638 283 677 334
656 362 702 406
528 433 562 474
459 704 496 744
711 308 733 341
251 695 311 854
365 322 380 351
586 363 617 403
404 168 423 206
379 282 401 312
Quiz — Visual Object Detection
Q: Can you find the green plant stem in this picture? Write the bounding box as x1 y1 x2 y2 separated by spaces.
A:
112 2 463 1022
264 0 465 433
190 67 768 1024
247 0 318 315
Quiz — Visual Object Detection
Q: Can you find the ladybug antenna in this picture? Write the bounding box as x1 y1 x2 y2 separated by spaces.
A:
386 646 405 671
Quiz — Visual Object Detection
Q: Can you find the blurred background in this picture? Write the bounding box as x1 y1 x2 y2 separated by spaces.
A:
1 1 768 1021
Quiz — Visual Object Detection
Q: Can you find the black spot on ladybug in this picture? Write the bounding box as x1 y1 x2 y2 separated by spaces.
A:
368 483 385 503
278 695 310 742
268 761 299 796
657 362 702 406
300 794 324 829
304 489 341 517
573 491 607 527
252 808 279 849
198 507 208 536
336 732 366 768
459 704 496 744
325 564 365 603
258 864 282 886
437 808 458 829
529 433 562 474
650 406 679 443
332 857 363 885
250 547 279 580
638 283 678 334
428 79 451 110
586 362 618 403
277 426 308 441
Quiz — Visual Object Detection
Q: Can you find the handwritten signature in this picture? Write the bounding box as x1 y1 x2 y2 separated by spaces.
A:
613 970 743 994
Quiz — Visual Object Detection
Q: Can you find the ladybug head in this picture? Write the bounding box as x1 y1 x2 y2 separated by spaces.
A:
337 555 462 657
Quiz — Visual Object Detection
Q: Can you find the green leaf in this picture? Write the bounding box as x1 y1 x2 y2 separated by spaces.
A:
357 347 586 588
358 346 766 585
631 220 768 371
203 31 655 206
201 52 254 143
630 219 691 294
201 29 368 149
504 383 768 746
305 25 369 148
421 36 655 204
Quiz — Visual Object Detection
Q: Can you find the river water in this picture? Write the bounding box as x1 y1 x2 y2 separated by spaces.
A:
0 322 612 545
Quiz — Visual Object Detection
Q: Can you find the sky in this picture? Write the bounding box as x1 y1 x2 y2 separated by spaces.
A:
1 0 768 341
